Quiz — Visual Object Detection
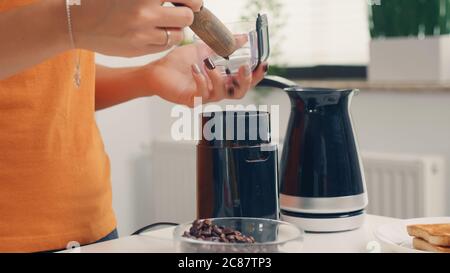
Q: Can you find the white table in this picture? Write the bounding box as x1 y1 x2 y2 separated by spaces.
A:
66 214 400 253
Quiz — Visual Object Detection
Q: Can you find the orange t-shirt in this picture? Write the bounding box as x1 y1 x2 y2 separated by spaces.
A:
0 0 116 252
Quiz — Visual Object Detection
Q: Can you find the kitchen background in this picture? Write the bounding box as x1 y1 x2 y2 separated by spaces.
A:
95 0 450 236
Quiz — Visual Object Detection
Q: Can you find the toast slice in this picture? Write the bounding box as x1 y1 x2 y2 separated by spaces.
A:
412 237 450 253
407 224 450 247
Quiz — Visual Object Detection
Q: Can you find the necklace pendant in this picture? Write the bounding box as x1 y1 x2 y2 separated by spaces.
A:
74 64 81 88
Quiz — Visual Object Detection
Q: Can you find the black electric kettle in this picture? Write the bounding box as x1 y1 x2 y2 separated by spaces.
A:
258 76 368 232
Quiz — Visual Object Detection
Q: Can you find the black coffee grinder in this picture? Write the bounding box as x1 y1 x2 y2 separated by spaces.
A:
258 76 368 232
197 111 279 220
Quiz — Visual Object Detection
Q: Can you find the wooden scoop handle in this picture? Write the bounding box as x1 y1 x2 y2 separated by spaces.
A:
174 5 237 58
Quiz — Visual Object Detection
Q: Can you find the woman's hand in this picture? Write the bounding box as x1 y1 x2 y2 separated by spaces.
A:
141 43 268 107
72 0 203 57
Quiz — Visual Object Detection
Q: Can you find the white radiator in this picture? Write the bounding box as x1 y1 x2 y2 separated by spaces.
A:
149 140 197 223
149 140 447 222
363 152 446 219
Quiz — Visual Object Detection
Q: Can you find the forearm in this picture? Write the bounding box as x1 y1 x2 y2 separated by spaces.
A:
0 0 69 80
95 65 156 110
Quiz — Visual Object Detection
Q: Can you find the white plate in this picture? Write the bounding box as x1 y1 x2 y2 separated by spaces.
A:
374 217 450 253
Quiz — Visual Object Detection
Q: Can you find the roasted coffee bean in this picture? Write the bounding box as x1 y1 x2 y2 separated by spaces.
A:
213 226 222 234
222 227 234 235
201 228 212 237
189 226 199 237
193 219 202 227
226 235 235 241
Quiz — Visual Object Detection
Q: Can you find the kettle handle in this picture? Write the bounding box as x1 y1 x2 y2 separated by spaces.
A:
257 75 299 89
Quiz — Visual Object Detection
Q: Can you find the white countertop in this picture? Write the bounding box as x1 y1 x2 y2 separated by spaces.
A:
65 214 400 253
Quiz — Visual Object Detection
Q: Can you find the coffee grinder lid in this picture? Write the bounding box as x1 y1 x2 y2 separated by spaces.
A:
199 111 271 147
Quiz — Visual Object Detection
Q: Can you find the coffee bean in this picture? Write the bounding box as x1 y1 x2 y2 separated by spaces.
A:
222 227 234 235
213 226 222 234
201 228 212 237
189 226 199 237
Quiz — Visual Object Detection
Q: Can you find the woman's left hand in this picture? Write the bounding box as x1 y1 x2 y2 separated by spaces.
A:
140 42 268 107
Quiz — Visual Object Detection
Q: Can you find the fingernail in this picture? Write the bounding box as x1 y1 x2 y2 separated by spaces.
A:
263 64 269 72
243 65 251 76
192 64 201 74
225 68 231 75
203 58 216 70
232 77 240 88
227 86 235 97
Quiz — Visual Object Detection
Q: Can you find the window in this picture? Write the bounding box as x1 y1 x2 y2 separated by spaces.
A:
205 0 370 67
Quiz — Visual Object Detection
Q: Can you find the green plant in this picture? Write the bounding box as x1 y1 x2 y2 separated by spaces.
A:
369 0 450 38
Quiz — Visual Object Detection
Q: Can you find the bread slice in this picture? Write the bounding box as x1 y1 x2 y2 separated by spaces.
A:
412 237 450 253
407 224 450 247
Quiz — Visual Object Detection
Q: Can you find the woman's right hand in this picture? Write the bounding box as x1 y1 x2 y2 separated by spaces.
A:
72 0 203 57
